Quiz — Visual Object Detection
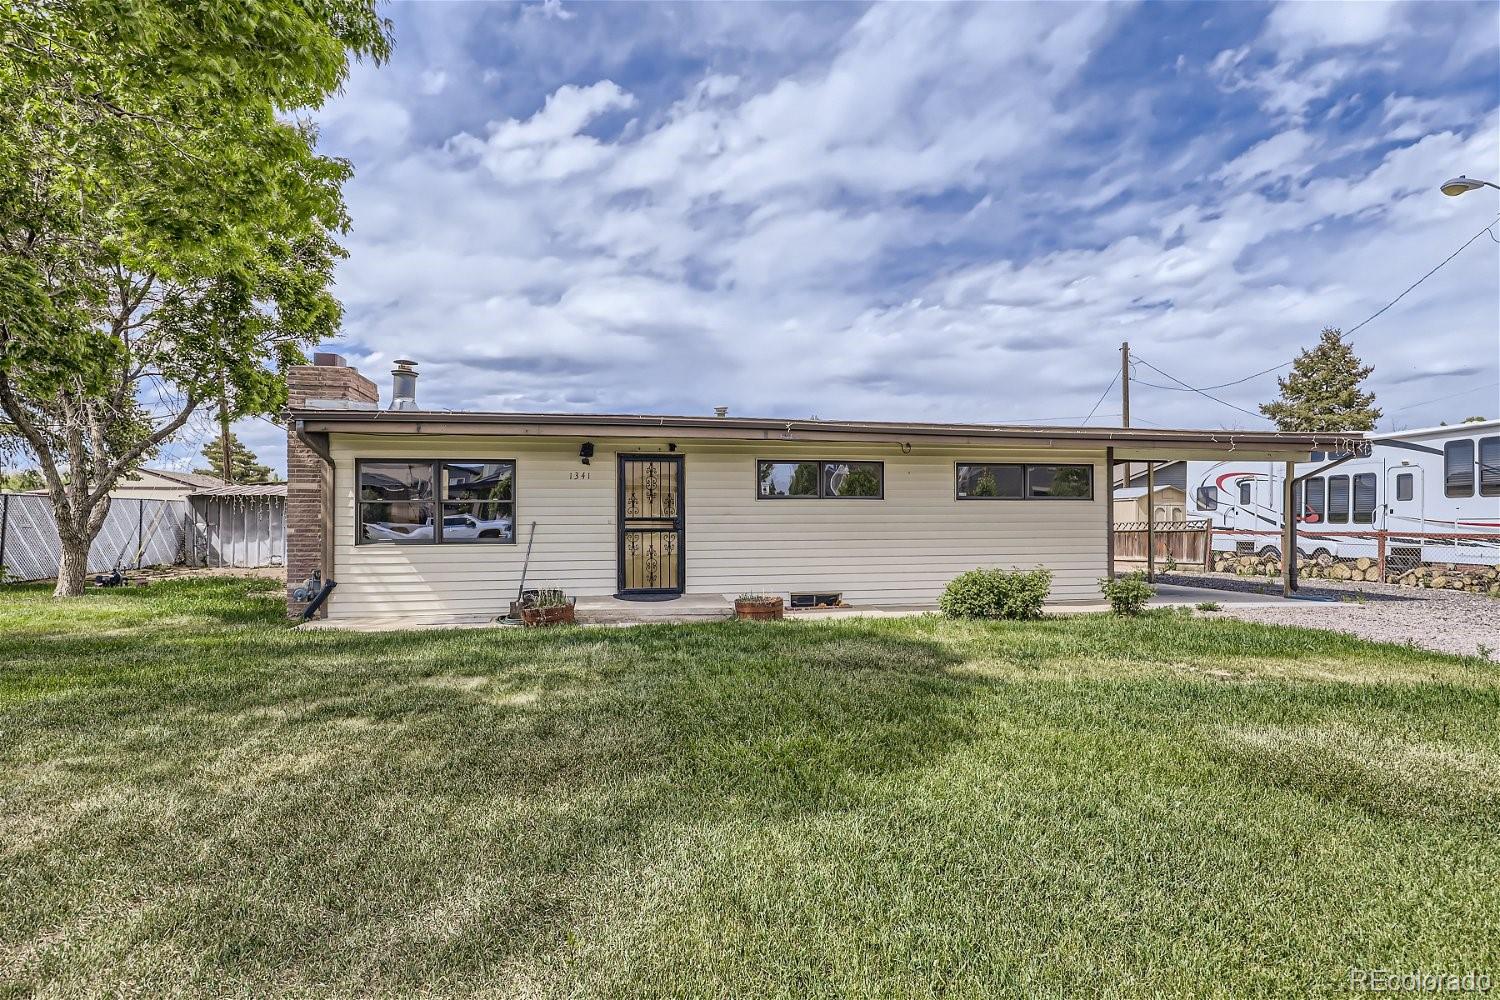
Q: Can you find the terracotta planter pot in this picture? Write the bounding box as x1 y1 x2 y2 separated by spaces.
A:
521 602 575 627
734 597 784 621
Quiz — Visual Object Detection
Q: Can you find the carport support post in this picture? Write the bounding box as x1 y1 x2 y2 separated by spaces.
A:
1282 461 1297 596
1146 461 1156 583
1105 448 1115 579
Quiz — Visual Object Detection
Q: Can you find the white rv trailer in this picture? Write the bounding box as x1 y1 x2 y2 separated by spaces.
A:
1184 419 1500 567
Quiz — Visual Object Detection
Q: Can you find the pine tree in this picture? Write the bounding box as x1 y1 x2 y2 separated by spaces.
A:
1260 328 1382 432
194 432 276 484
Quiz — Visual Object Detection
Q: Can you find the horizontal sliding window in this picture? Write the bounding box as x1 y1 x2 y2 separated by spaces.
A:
957 463 1092 500
358 459 515 543
757 460 883 499
957 464 1025 499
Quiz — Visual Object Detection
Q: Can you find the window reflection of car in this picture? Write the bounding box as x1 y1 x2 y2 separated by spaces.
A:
441 513 513 539
365 514 513 541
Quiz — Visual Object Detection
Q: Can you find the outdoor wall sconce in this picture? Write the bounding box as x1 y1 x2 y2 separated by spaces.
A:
579 442 595 465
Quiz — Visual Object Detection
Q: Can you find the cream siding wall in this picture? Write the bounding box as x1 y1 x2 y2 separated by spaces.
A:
327 433 1108 618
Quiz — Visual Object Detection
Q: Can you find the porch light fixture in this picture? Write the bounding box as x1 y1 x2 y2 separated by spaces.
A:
579 442 594 465
1439 175 1500 196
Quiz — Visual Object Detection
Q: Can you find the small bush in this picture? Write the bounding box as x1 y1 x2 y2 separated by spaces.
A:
939 567 1052 620
1195 601 1221 612
1100 572 1154 616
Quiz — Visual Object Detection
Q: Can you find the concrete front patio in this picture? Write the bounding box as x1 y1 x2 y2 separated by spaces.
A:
299 583 1312 632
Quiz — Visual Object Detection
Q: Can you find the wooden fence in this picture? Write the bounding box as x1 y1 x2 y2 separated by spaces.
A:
1112 520 1213 568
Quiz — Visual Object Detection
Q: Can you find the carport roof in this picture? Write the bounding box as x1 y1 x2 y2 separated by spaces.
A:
290 406 1365 462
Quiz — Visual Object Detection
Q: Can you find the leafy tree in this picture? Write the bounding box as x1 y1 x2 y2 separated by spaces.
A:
1259 328 1382 432
194 431 276 484
0 1 390 595
2 469 45 492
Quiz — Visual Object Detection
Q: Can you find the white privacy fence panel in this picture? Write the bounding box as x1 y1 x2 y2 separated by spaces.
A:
0 494 187 581
186 495 285 569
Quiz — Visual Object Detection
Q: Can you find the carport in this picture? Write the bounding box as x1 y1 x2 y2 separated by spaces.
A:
1106 433 1366 595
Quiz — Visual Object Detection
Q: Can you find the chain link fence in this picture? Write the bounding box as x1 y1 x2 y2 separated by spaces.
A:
0 494 187 582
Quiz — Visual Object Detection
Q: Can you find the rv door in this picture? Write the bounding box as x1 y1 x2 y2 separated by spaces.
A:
1385 465 1424 532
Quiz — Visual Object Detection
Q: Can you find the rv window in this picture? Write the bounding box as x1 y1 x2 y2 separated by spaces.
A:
1304 477 1325 522
1238 481 1251 505
1444 440 1475 498
1396 473 1414 502
1480 437 1500 498
1309 451 1325 463
1327 475 1350 524
1352 473 1377 524
1194 485 1218 511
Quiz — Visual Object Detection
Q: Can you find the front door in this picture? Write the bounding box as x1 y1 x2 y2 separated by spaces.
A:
617 454 685 595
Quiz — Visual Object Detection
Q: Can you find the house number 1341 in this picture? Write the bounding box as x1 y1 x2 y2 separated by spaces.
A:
570 471 591 480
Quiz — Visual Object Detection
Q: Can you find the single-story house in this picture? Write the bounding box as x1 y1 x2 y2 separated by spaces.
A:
21 466 224 502
1114 459 1185 492
284 355 1355 620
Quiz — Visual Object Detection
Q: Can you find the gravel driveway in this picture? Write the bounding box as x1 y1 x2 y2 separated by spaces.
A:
1159 571 1500 661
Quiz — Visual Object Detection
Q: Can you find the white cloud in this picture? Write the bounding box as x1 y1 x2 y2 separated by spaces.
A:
452 80 637 183
1263 1 1407 54
274 0 1500 476
418 69 448 96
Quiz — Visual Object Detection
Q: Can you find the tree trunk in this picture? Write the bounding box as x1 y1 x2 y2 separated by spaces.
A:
54 534 90 597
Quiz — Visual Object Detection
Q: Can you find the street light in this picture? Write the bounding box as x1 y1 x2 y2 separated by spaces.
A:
1440 175 1500 196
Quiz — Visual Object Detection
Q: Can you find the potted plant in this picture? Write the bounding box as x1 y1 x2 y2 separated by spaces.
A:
734 593 784 621
520 588 575 627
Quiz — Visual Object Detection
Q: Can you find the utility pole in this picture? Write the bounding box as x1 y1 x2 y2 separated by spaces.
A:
1119 341 1132 489
218 369 233 485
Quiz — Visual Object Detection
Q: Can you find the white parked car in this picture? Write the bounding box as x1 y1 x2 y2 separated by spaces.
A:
365 513 513 541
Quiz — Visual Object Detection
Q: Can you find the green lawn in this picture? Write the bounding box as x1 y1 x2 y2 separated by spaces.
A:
2 578 1497 998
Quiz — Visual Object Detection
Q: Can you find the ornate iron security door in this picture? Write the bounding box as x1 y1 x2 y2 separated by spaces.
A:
617 454 685 595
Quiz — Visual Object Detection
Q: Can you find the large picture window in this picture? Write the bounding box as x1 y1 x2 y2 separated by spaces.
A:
956 463 1092 500
1445 440 1475 498
358 459 515 543
757 460 883 499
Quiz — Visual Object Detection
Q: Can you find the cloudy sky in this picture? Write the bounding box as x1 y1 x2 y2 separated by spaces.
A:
216 0 1498 474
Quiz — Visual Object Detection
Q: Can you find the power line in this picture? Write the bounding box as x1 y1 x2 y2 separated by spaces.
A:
1345 213 1500 336
1081 368 1121 425
1131 355 1268 421
1129 213 1500 400
1391 379 1500 413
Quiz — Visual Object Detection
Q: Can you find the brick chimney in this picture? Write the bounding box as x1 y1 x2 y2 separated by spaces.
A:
285 353 378 618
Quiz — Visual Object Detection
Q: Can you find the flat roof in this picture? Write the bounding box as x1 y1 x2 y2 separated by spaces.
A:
290 406 1366 461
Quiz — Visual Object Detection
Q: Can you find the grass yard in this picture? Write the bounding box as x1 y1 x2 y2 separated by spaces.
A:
2 577 1497 998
